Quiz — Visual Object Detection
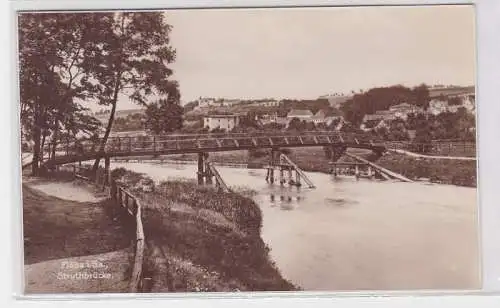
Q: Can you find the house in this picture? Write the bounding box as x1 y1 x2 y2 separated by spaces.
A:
360 111 397 131
203 114 242 131
428 99 448 115
287 109 314 120
324 116 343 127
310 110 326 124
197 97 216 108
310 109 344 126
388 103 423 120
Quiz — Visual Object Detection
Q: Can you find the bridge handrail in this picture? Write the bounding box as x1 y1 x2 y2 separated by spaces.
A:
43 131 386 165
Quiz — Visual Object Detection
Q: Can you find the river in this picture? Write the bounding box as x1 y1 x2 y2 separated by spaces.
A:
111 161 480 291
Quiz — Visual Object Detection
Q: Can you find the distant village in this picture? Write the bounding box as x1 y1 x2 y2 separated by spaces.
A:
93 84 476 139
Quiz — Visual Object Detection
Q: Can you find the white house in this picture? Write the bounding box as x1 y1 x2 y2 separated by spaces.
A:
389 103 424 120
287 109 314 120
203 114 242 131
198 98 216 108
428 99 449 115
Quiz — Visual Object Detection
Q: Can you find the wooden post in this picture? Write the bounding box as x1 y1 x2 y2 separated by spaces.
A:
295 170 301 186
104 156 110 187
205 163 213 185
111 180 117 201
269 149 276 184
197 152 204 185
355 164 360 181
288 168 293 185
279 168 285 185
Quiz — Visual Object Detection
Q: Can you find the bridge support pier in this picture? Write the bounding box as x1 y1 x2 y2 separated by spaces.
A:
287 168 293 185
197 153 205 185
104 156 110 187
205 160 213 185
295 170 302 187
197 152 214 186
265 149 279 184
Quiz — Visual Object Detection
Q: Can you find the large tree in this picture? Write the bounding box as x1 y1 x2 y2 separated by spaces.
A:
89 12 177 171
18 13 109 174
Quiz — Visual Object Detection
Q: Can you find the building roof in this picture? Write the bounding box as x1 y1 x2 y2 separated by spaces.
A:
287 109 313 118
363 114 385 122
203 113 244 119
389 103 413 110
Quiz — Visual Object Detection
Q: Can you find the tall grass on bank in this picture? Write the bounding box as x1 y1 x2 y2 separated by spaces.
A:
111 168 298 292
376 153 477 187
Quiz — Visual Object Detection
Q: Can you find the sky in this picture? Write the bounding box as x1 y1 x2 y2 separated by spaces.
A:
115 5 476 110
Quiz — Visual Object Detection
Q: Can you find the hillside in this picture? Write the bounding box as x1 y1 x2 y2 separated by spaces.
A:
428 86 475 98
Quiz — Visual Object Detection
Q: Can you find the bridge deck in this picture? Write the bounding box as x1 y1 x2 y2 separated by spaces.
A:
42 132 386 167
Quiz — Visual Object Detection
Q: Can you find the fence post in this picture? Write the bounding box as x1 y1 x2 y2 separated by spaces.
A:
111 180 117 201
104 157 110 187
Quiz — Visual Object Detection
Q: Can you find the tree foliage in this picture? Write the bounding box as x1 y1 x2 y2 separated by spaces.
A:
84 12 178 170
340 84 430 126
144 97 183 134
18 12 180 174
18 13 110 174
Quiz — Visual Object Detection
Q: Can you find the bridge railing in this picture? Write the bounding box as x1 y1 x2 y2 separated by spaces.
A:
45 131 386 162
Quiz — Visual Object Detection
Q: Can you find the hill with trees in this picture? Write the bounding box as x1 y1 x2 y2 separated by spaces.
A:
340 84 431 126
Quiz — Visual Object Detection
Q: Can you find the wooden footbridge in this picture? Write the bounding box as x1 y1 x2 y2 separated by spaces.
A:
37 131 391 190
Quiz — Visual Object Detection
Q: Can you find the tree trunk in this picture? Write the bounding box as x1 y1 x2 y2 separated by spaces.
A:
51 118 59 160
92 79 119 172
31 105 41 176
41 132 46 159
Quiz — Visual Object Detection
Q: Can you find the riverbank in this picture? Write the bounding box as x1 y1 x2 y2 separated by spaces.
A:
22 179 133 293
111 168 298 292
376 152 477 187
163 147 477 187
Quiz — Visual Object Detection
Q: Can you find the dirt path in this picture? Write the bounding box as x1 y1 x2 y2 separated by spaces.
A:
389 149 476 161
22 180 134 294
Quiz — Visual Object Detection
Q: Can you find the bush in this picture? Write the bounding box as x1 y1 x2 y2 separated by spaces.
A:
249 148 268 159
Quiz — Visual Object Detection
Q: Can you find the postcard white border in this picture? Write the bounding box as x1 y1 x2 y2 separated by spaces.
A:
3 0 500 306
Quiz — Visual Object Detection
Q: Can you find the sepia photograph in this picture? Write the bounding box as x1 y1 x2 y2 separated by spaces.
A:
17 5 479 294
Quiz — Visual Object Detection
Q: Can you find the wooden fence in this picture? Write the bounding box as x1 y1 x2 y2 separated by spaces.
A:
110 180 145 293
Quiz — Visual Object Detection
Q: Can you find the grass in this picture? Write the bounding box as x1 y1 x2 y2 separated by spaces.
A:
111 168 298 292
376 153 477 187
